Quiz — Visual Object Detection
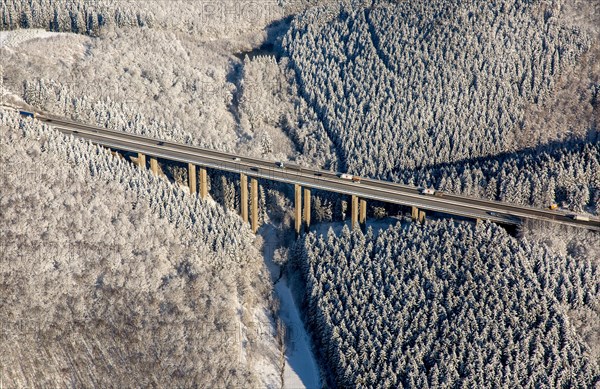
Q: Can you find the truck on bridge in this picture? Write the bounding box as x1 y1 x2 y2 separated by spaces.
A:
339 173 361 183
572 215 590 222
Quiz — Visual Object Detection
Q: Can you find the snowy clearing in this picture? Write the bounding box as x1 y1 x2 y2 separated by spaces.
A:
0 29 67 48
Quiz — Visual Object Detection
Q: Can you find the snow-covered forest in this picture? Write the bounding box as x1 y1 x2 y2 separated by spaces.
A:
0 2 333 384
283 0 599 211
2 0 600 387
0 110 281 387
1 28 252 152
296 220 600 387
2 0 288 39
6 0 596 216
407 141 600 214
0 0 336 163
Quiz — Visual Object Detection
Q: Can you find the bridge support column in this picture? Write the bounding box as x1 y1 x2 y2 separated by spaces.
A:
303 188 311 232
419 210 426 223
359 199 367 228
137 152 146 169
251 178 259 233
188 163 196 194
240 173 248 224
351 195 359 230
411 206 419 221
295 184 302 235
199 167 208 199
150 157 159 175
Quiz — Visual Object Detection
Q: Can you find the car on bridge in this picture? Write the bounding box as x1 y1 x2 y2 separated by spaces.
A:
420 188 436 195
276 161 285 168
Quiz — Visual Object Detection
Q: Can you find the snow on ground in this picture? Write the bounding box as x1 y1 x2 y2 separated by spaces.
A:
0 29 67 48
261 224 321 389
241 301 281 389
274 280 321 389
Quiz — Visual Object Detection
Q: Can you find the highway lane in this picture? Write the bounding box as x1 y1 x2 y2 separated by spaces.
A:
11 109 600 231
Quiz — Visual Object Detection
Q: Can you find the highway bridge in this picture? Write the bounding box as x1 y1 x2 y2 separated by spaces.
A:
7 107 600 232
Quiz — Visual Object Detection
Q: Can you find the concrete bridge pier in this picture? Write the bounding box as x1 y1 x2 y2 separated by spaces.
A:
251 178 259 233
304 188 311 232
411 206 419 221
295 184 302 235
359 199 367 229
137 152 146 169
200 167 208 199
188 163 196 194
150 157 159 175
419 210 426 223
351 195 359 230
241 173 248 224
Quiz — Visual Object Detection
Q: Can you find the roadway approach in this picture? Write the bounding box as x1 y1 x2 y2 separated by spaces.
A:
8 107 600 232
